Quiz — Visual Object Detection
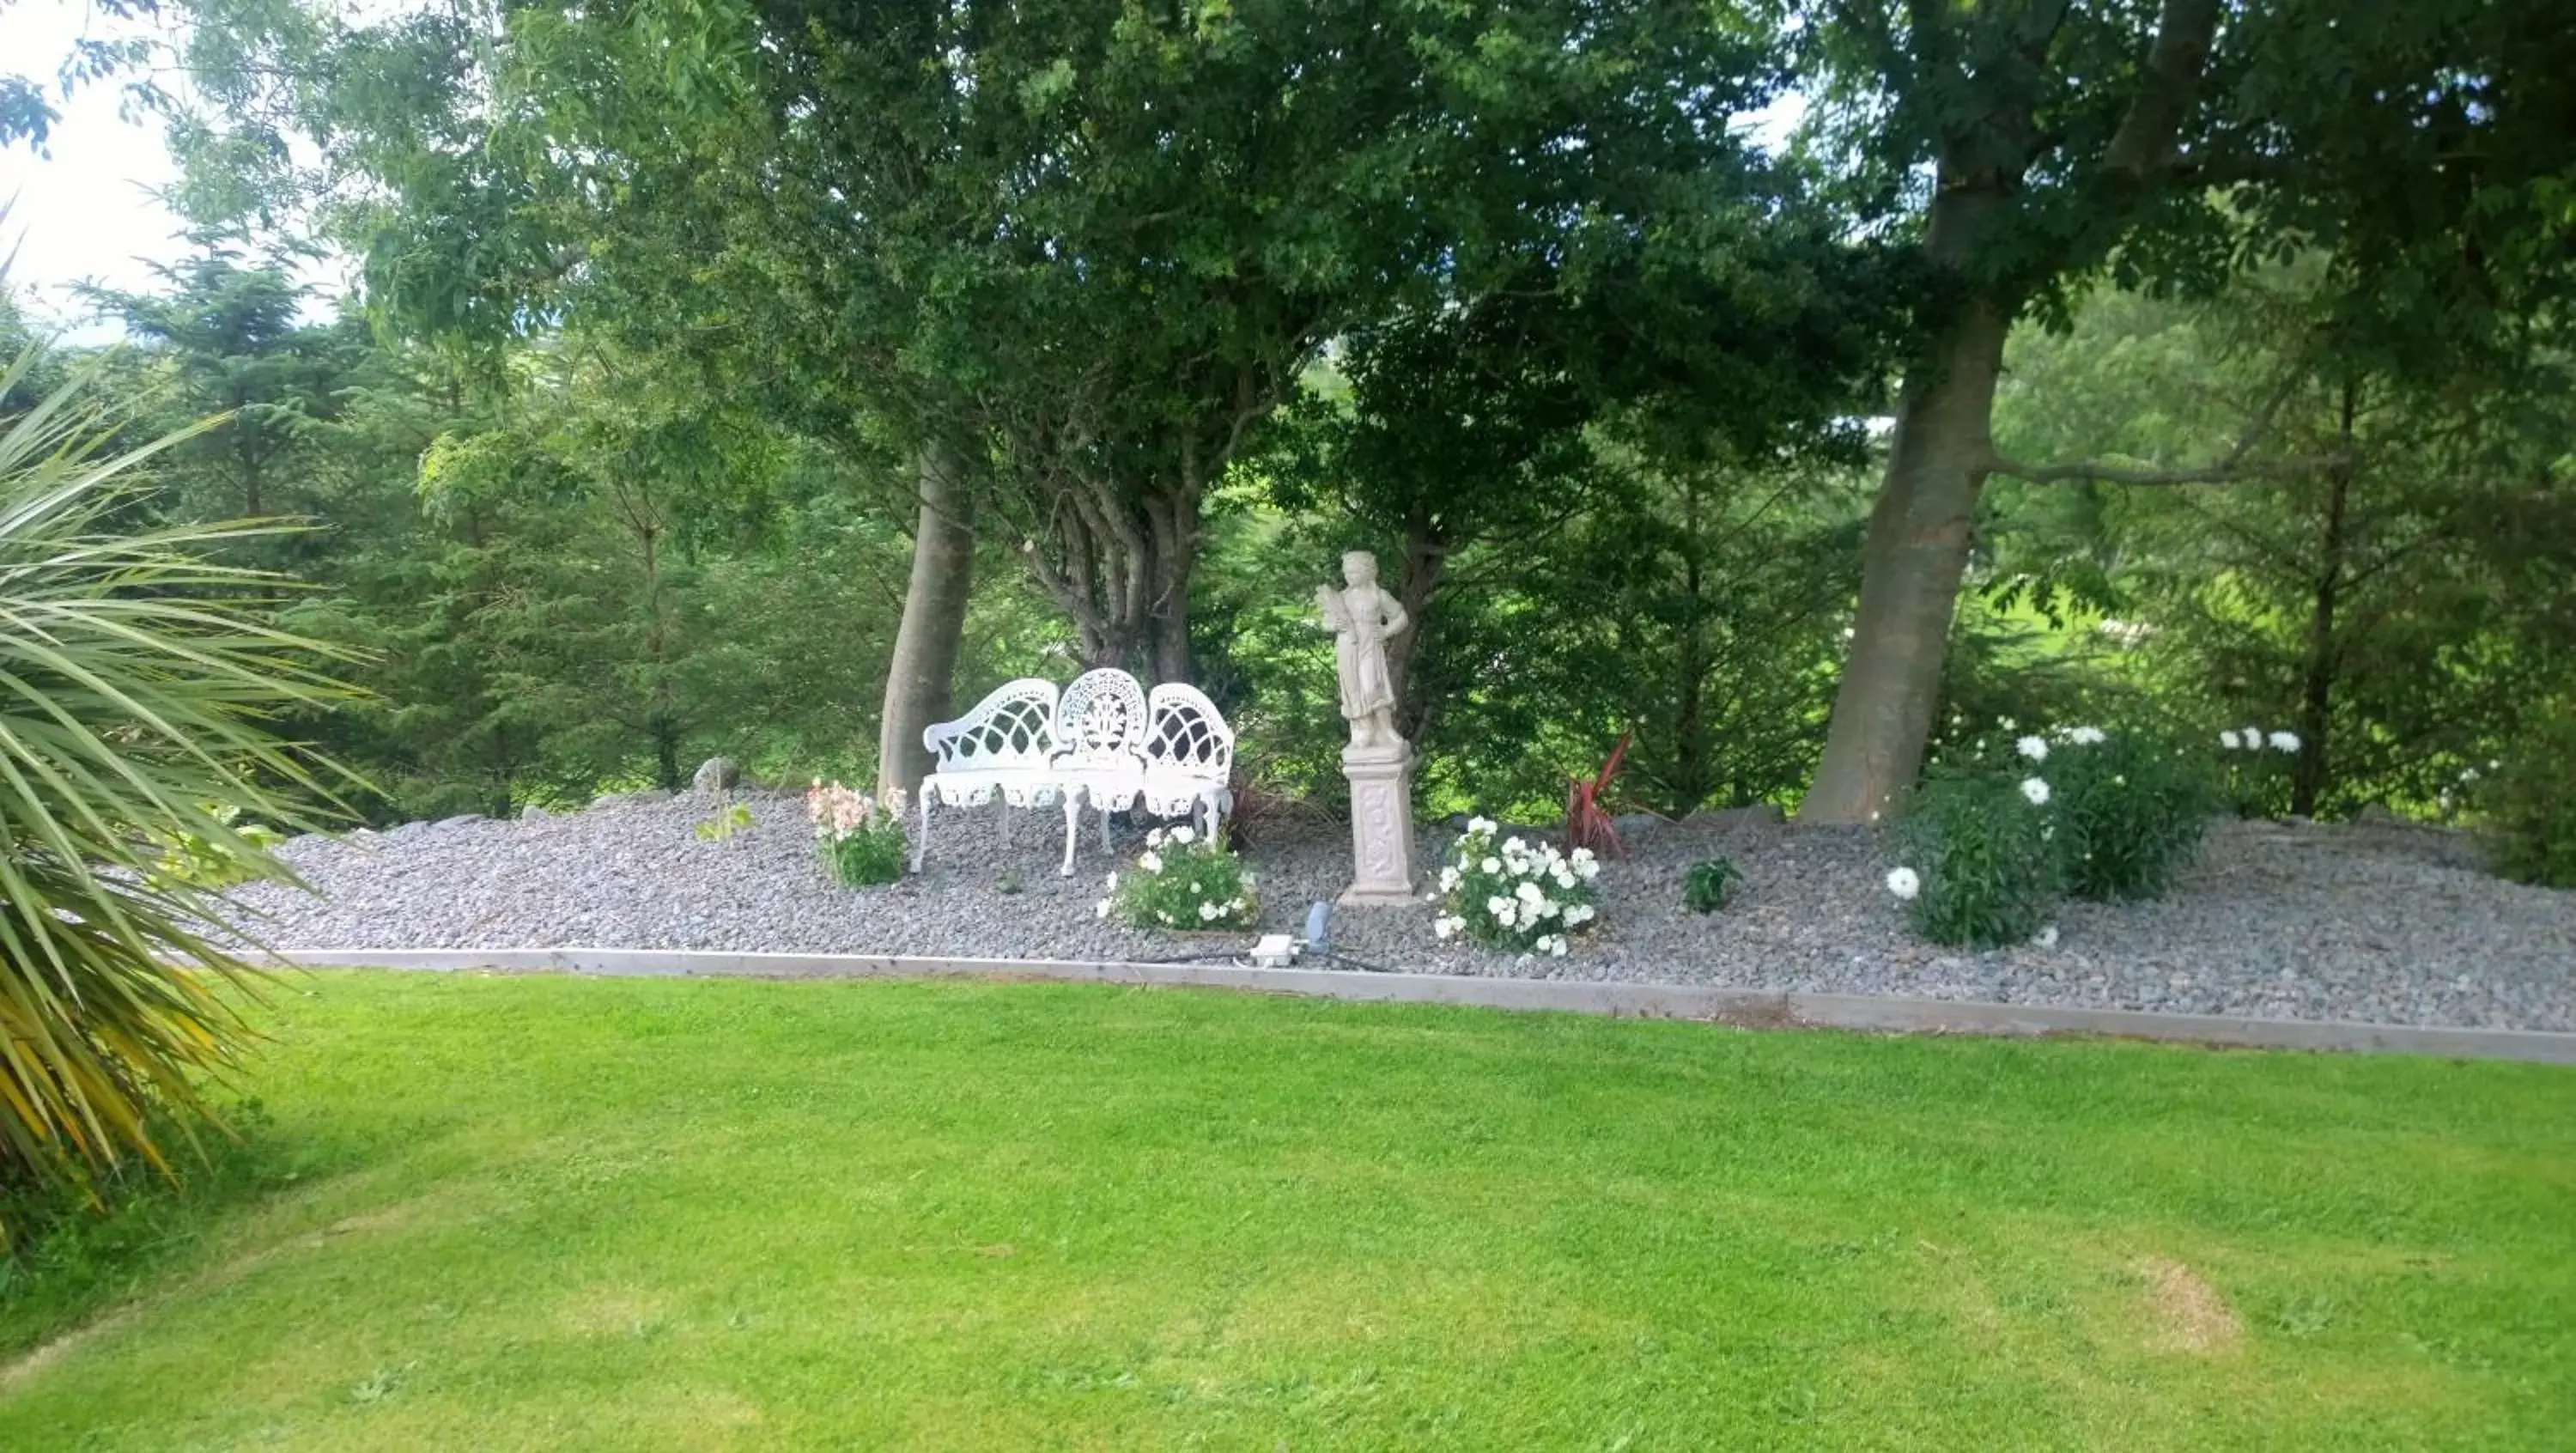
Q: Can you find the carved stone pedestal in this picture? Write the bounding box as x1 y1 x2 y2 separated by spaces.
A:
1339 746 1419 907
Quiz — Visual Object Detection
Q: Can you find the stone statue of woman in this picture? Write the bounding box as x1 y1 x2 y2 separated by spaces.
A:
1314 550 1410 758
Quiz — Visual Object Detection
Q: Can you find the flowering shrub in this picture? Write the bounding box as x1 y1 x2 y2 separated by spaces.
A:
2050 729 2223 901
1887 723 2227 944
809 780 906 886
1431 818 1601 957
1099 824 1256 930
2217 723 2303 818
1893 769 2060 948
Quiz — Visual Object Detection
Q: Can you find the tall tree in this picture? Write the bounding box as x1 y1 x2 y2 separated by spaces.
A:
1794 0 2576 821
160 0 1829 786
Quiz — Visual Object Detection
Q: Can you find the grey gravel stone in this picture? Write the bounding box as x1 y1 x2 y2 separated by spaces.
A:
221 799 2576 1032
434 814 485 830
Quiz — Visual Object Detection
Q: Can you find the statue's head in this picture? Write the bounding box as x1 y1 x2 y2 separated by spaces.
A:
1340 550 1377 587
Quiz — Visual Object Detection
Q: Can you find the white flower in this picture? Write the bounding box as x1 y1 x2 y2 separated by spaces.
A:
2219 730 2242 750
1170 824 1195 845
1504 836 1526 855
1146 828 1166 848
1197 901 1221 921
1541 934 1569 958
2069 726 2105 745
1563 903 1595 926
2017 735 2049 762
2269 730 2300 753
1439 865 1461 891
1481 857 1502 874
1553 868 1577 890
2241 725 2262 747
1571 847 1596 866
1095 899 1110 919
1104 871 1119 891
2459 766 2480 782
1515 881 1542 904
1886 866 1920 901
1433 915 1463 940
2020 778 2051 806
1535 897 1560 918
1138 850 1163 874
1467 816 1498 836
1579 859 1601 882
2033 924 2059 948
1487 895 1512 916
1998 716 2017 731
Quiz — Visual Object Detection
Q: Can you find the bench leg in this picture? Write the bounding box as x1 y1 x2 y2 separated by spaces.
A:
912 788 932 873
1060 790 1083 878
1097 805 1114 852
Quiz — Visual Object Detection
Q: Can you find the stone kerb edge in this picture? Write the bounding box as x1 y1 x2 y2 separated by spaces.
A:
258 947 2576 1065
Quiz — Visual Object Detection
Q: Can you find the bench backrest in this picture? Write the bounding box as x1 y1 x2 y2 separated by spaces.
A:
923 678 1060 773
1145 683 1234 781
1054 667 1149 769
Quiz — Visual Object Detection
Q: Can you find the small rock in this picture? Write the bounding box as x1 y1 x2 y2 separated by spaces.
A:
388 821 427 839
1612 811 1672 840
1684 804 1787 830
692 757 742 796
521 804 550 820
435 814 485 830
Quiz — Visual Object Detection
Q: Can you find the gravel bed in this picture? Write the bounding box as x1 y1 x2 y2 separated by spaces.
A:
222 792 2576 1032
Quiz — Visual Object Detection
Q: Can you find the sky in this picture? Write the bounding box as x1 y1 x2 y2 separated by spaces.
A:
2 1 199 338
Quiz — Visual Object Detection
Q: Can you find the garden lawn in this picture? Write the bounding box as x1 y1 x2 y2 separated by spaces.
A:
3 974 2572 1450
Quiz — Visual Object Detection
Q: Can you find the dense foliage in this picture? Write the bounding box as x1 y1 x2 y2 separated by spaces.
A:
0 2 2565 840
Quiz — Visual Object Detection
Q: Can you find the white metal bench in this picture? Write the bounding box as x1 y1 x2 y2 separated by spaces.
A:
1051 668 1151 876
911 678 1063 873
909 669 1239 878
1141 682 1236 844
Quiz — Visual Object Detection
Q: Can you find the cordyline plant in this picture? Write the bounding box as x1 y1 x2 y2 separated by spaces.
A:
0 337 357 1237
1564 729 1632 860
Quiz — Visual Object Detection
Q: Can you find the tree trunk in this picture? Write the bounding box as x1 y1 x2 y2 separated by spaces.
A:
2293 380 2357 818
652 716 683 793
1145 488 1196 684
878 441 977 800
1800 305 2012 822
1671 480 1711 818
1801 164 2019 824
1389 513 1446 742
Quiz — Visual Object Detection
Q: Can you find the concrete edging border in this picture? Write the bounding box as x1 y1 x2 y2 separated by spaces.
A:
263 946 2576 1065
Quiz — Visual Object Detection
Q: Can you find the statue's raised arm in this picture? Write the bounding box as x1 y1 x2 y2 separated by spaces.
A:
1313 581 1349 635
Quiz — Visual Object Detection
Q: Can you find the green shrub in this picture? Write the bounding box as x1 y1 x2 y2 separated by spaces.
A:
807 781 906 886
1431 818 1602 957
692 801 753 843
2049 730 2221 901
2488 712 2576 888
1892 769 2061 948
1681 857 1741 914
149 805 289 890
1099 824 1256 930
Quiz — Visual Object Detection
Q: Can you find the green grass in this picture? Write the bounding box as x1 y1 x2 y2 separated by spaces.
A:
3 973 2572 1450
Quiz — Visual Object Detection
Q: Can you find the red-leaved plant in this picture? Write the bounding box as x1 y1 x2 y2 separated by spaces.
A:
1565 730 1631 860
